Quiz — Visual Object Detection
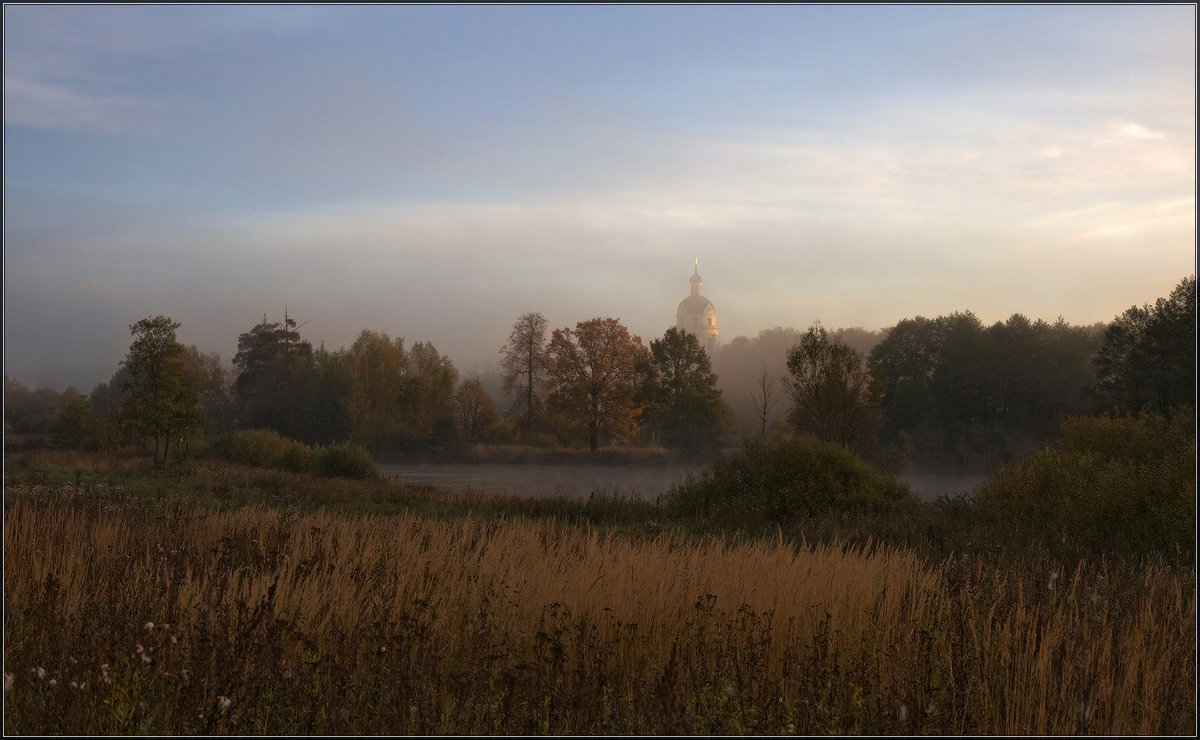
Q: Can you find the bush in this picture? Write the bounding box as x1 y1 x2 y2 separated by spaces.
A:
212 429 292 468
275 440 314 473
666 434 919 521
314 443 378 479
975 409 1195 554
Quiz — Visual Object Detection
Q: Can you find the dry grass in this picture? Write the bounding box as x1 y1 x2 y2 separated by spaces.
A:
4 484 1194 735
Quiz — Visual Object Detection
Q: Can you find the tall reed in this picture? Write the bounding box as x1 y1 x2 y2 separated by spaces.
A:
5 489 1194 734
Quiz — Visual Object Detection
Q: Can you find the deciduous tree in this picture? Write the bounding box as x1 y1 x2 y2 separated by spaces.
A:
546 317 651 452
499 312 548 434
119 315 202 466
455 379 500 444
408 341 459 435
786 323 880 454
641 327 733 454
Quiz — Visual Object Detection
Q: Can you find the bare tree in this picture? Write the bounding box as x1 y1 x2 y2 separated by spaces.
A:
750 361 780 438
499 312 548 434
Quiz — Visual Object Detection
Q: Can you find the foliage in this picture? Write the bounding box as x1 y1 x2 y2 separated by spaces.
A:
303 346 354 446
212 429 312 472
178 345 237 436
1094 275 1195 417
313 442 379 479
786 324 881 454
4 377 85 436
711 326 885 436
339 329 410 440
499 312 549 433
233 313 318 442
118 316 203 467
546 317 652 451
51 397 102 450
666 434 919 521
869 312 1101 466
974 409 1195 555
455 379 501 444
640 327 734 455
406 341 459 435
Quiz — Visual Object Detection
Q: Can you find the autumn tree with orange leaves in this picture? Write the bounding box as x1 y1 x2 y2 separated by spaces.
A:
546 317 651 451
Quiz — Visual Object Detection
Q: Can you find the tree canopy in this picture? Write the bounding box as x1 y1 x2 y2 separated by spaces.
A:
119 315 202 466
499 312 549 434
546 317 651 452
786 324 880 454
1094 275 1195 417
641 327 733 455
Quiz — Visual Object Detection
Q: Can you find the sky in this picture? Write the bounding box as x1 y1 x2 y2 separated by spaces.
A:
3 4 1196 391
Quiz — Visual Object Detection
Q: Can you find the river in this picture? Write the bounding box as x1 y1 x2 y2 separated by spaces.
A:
380 463 988 503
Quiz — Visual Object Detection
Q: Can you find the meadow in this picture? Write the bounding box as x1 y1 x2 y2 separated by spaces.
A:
3 450 1196 734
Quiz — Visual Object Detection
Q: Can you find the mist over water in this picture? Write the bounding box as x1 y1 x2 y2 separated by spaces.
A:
381 463 987 503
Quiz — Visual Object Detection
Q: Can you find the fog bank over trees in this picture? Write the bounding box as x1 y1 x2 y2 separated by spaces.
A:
6 276 1194 474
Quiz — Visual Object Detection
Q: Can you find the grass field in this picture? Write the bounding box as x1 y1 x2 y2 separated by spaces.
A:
3 451 1196 734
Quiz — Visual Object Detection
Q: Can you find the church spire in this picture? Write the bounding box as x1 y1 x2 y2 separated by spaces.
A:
689 257 702 296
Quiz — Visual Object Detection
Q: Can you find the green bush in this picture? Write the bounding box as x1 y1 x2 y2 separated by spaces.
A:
666 434 919 521
212 429 291 468
314 442 378 479
975 409 1195 554
275 440 314 473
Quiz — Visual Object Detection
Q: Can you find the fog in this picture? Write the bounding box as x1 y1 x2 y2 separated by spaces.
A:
381 463 987 503
3 5 1194 393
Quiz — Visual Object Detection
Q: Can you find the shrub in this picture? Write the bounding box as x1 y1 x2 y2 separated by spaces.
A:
275 440 314 473
313 442 378 479
974 409 1195 554
666 434 919 521
212 429 291 468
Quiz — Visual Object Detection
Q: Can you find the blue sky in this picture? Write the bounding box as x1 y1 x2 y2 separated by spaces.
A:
4 4 1195 390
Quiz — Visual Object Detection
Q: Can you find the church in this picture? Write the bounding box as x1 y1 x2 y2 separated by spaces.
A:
675 259 718 354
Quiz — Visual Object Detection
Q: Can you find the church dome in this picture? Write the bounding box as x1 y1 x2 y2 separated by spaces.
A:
677 295 714 314
676 260 718 354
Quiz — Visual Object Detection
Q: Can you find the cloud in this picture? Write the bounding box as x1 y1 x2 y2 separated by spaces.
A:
3 74 168 135
1116 122 1165 141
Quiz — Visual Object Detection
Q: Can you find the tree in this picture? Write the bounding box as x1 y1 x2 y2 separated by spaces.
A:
52 396 102 450
641 327 734 454
868 315 943 448
304 344 353 446
339 329 410 440
455 379 500 444
1095 275 1196 417
750 362 782 439
407 341 459 435
499 312 549 434
546 317 651 452
786 323 880 454
119 316 202 467
233 313 315 440
178 345 237 436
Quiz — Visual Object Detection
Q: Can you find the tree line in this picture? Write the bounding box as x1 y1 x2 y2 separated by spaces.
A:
6 275 1193 468
7 310 737 465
